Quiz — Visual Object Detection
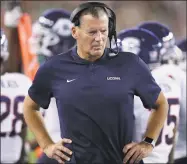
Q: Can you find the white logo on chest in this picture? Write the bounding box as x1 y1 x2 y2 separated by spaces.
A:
107 77 121 80
67 79 76 83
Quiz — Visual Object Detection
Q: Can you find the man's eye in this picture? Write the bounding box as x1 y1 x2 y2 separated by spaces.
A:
101 30 107 33
89 31 97 35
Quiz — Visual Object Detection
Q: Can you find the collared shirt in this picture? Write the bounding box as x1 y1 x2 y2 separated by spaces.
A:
28 47 161 164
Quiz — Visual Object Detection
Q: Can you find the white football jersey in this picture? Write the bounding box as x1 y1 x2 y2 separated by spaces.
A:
133 65 182 163
152 64 186 160
179 60 186 72
41 98 61 143
1 73 32 163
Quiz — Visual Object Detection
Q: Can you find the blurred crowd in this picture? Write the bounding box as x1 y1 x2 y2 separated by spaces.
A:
1 1 186 39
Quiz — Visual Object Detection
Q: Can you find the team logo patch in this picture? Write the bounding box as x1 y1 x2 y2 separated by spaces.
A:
107 77 121 80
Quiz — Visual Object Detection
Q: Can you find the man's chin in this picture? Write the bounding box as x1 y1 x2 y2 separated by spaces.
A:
92 49 104 56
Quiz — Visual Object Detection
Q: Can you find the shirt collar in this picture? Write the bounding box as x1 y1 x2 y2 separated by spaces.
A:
71 46 109 64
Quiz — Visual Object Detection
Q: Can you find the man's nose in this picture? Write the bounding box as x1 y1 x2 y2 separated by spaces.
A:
94 31 102 41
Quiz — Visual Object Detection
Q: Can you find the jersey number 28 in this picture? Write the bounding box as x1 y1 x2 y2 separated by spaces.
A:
0 95 25 137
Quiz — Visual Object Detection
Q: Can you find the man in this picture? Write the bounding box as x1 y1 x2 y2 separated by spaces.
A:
117 28 182 163
138 21 186 163
0 29 32 163
28 8 76 164
23 2 168 164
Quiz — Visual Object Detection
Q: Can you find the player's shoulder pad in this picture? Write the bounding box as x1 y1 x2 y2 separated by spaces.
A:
4 72 32 85
11 72 32 81
6 72 29 78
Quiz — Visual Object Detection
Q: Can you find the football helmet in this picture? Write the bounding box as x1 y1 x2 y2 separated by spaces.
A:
117 28 162 70
29 9 76 62
138 21 183 64
0 29 9 63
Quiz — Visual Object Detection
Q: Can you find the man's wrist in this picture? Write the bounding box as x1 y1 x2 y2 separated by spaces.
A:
42 142 54 153
142 137 156 148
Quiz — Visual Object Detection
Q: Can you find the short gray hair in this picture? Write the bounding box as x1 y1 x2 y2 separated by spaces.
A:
76 6 108 26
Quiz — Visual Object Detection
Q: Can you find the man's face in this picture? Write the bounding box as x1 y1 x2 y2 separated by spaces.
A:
72 14 109 59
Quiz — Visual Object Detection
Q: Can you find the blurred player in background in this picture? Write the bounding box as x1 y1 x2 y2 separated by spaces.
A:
175 39 187 163
3 1 40 162
138 22 183 66
117 28 182 163
3 1 76 162
29 8 76 65
174 38 187 163
0 29 32 163
3 0 39 80
1 1 32 163
138 22 186 163
28 8 76 163
177 39 186 72
3 0 23 73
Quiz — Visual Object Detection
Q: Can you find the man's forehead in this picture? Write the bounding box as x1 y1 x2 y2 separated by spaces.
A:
81 13 108 20
80 14 108 27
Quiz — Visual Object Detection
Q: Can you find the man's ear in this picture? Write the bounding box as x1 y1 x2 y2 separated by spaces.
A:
71 26 78 39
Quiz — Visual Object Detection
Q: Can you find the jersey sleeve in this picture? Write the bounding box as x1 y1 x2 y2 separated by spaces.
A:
134 56 161 109
28 62 53 109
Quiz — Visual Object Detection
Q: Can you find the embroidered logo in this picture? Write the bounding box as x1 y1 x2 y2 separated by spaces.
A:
107 77 121 80
67 79 76 83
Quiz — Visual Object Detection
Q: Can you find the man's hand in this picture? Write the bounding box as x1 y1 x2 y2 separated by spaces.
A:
123 141 153 163
44 138 73 164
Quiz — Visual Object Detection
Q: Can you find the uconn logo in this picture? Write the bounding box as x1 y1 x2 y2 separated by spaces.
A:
107 77 121 80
